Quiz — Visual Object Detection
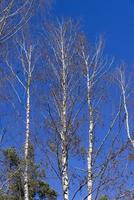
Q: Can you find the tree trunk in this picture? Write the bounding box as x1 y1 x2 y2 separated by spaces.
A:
61 45 69 200
61 134 69 200
120 71 134 147
87 67 93 200
24 76 31 200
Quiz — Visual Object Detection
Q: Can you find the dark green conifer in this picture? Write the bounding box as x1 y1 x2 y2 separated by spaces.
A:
0 145 57 200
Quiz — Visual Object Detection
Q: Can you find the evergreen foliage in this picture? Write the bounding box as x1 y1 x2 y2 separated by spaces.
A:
0 145 57 200
99 195 109 200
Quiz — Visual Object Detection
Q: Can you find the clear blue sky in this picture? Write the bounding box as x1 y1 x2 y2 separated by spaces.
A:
54 0 134 64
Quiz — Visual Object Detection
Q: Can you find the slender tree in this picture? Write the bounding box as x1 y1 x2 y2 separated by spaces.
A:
6 33 39 200
78 36 112 200
42 20 82 200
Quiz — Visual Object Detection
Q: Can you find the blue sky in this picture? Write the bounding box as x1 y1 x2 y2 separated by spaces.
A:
54 0 134 64
1 1 134 199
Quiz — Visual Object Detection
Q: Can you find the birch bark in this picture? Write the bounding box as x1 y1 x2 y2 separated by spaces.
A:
61 38 69 200
86 65 94 200
119 70 134 148
24 75 31 200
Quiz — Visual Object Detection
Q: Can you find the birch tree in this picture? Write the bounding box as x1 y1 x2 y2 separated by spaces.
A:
77 35 127 200
118 67 134 147
42 20 82 200
79 36 105 200
6 34 38 200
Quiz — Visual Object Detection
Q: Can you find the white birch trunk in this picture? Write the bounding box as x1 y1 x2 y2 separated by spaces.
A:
86 66 93 200
120 71 134 147
24 75 31 200
7 41 34 200
61 42 69 200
